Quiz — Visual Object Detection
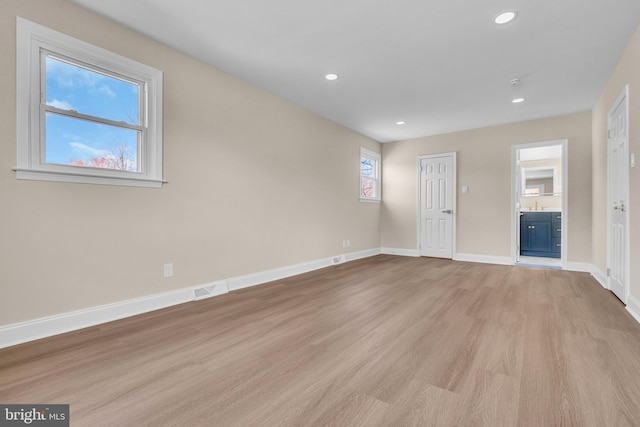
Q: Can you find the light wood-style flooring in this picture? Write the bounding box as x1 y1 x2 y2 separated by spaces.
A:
2 255 640 426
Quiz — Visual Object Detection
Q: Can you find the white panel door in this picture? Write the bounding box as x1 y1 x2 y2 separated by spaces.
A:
608 90 628 302
420 155 454 258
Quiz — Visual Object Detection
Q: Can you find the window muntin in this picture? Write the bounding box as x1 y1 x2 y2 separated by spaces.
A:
16 17 163 188
360 148 381 201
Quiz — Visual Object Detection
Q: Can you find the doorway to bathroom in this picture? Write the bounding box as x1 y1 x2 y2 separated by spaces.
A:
511 140 567 268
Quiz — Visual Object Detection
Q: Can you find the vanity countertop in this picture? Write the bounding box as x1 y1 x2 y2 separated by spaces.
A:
520 208 562 212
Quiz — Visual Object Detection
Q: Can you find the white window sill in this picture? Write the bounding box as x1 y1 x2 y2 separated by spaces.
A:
14 168 165 188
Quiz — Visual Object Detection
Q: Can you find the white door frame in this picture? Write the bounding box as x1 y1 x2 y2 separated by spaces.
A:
510 140 568 267
416 152 457 258
606 85 630 303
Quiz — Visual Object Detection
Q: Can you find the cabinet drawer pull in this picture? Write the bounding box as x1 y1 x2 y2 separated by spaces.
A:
556 216 561 219
556 243 561 247
556 228 561 232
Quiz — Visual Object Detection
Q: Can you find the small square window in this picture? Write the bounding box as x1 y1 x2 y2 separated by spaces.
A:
16 18 163 188
360 148 381 202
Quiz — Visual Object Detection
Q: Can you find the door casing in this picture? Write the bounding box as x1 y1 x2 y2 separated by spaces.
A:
511 140 568 267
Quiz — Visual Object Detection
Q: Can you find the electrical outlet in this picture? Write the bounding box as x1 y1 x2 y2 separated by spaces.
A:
164 263 173 278
347 240 350 247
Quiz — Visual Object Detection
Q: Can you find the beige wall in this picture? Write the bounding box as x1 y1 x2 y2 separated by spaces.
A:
0 0 381 326
592 23 640 301
381 112 592 262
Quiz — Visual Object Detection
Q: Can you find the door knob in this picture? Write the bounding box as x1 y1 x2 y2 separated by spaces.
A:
442 209 452 214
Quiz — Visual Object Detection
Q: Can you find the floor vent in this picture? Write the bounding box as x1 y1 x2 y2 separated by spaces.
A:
332 255 346 265
194 282 228 301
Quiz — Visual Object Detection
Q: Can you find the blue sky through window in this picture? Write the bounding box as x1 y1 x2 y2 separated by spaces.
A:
45 56 140 171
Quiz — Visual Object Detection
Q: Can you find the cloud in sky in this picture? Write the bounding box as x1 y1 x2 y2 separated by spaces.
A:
47 99 74 110
91 84 116 99
47 57 117 99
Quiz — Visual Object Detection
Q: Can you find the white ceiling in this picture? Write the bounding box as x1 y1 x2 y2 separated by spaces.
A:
70 0 640 143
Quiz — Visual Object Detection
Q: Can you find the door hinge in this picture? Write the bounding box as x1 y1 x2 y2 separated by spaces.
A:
607 268 611 277
608 130 613 139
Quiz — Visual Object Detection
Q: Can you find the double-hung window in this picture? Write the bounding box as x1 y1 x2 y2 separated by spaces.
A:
16 18 164 187
360 147 381 202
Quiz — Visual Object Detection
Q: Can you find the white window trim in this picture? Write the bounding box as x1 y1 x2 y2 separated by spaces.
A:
15 17 164 188
360 147 381 202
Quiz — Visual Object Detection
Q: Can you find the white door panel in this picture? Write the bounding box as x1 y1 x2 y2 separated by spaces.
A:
608 88 628 302
420 155 454 258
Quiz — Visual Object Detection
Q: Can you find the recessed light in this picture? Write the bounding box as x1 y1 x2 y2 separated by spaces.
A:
396 121 406 125
325 73 339 81
512 97 525 103
494 11 517 24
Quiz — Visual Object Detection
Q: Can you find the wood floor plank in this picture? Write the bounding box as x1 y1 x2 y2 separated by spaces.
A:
2 255 640 426
378 379 461 427
454 369 520 427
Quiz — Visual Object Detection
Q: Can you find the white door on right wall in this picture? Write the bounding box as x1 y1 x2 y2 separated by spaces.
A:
608 87 629 303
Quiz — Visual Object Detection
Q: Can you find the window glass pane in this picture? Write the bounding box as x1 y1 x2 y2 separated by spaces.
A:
45 112 139 172
361 177 375 198
45 55 140 125
361 157 375 177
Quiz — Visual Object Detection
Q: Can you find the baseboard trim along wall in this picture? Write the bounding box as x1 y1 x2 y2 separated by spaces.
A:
564 262 592 273
381 247 420 257
453 253 513 265
0 248 380 349
590 266 608 290
627 295 640 324
0 287 199 349
227 248 381 291
2 248 638 348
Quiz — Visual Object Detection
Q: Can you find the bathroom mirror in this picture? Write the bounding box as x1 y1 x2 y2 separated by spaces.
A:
522 166 561 196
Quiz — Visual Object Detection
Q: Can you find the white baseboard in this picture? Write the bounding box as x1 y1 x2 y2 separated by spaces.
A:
590 266 608 290
226 248 380 291
627 294 640 325
227 259 330 291
0 248 380 348
0 286 197 349
453 253 512 265
345 248 382 262
564 262 592 273
589 267 640 327
381 247 420 257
